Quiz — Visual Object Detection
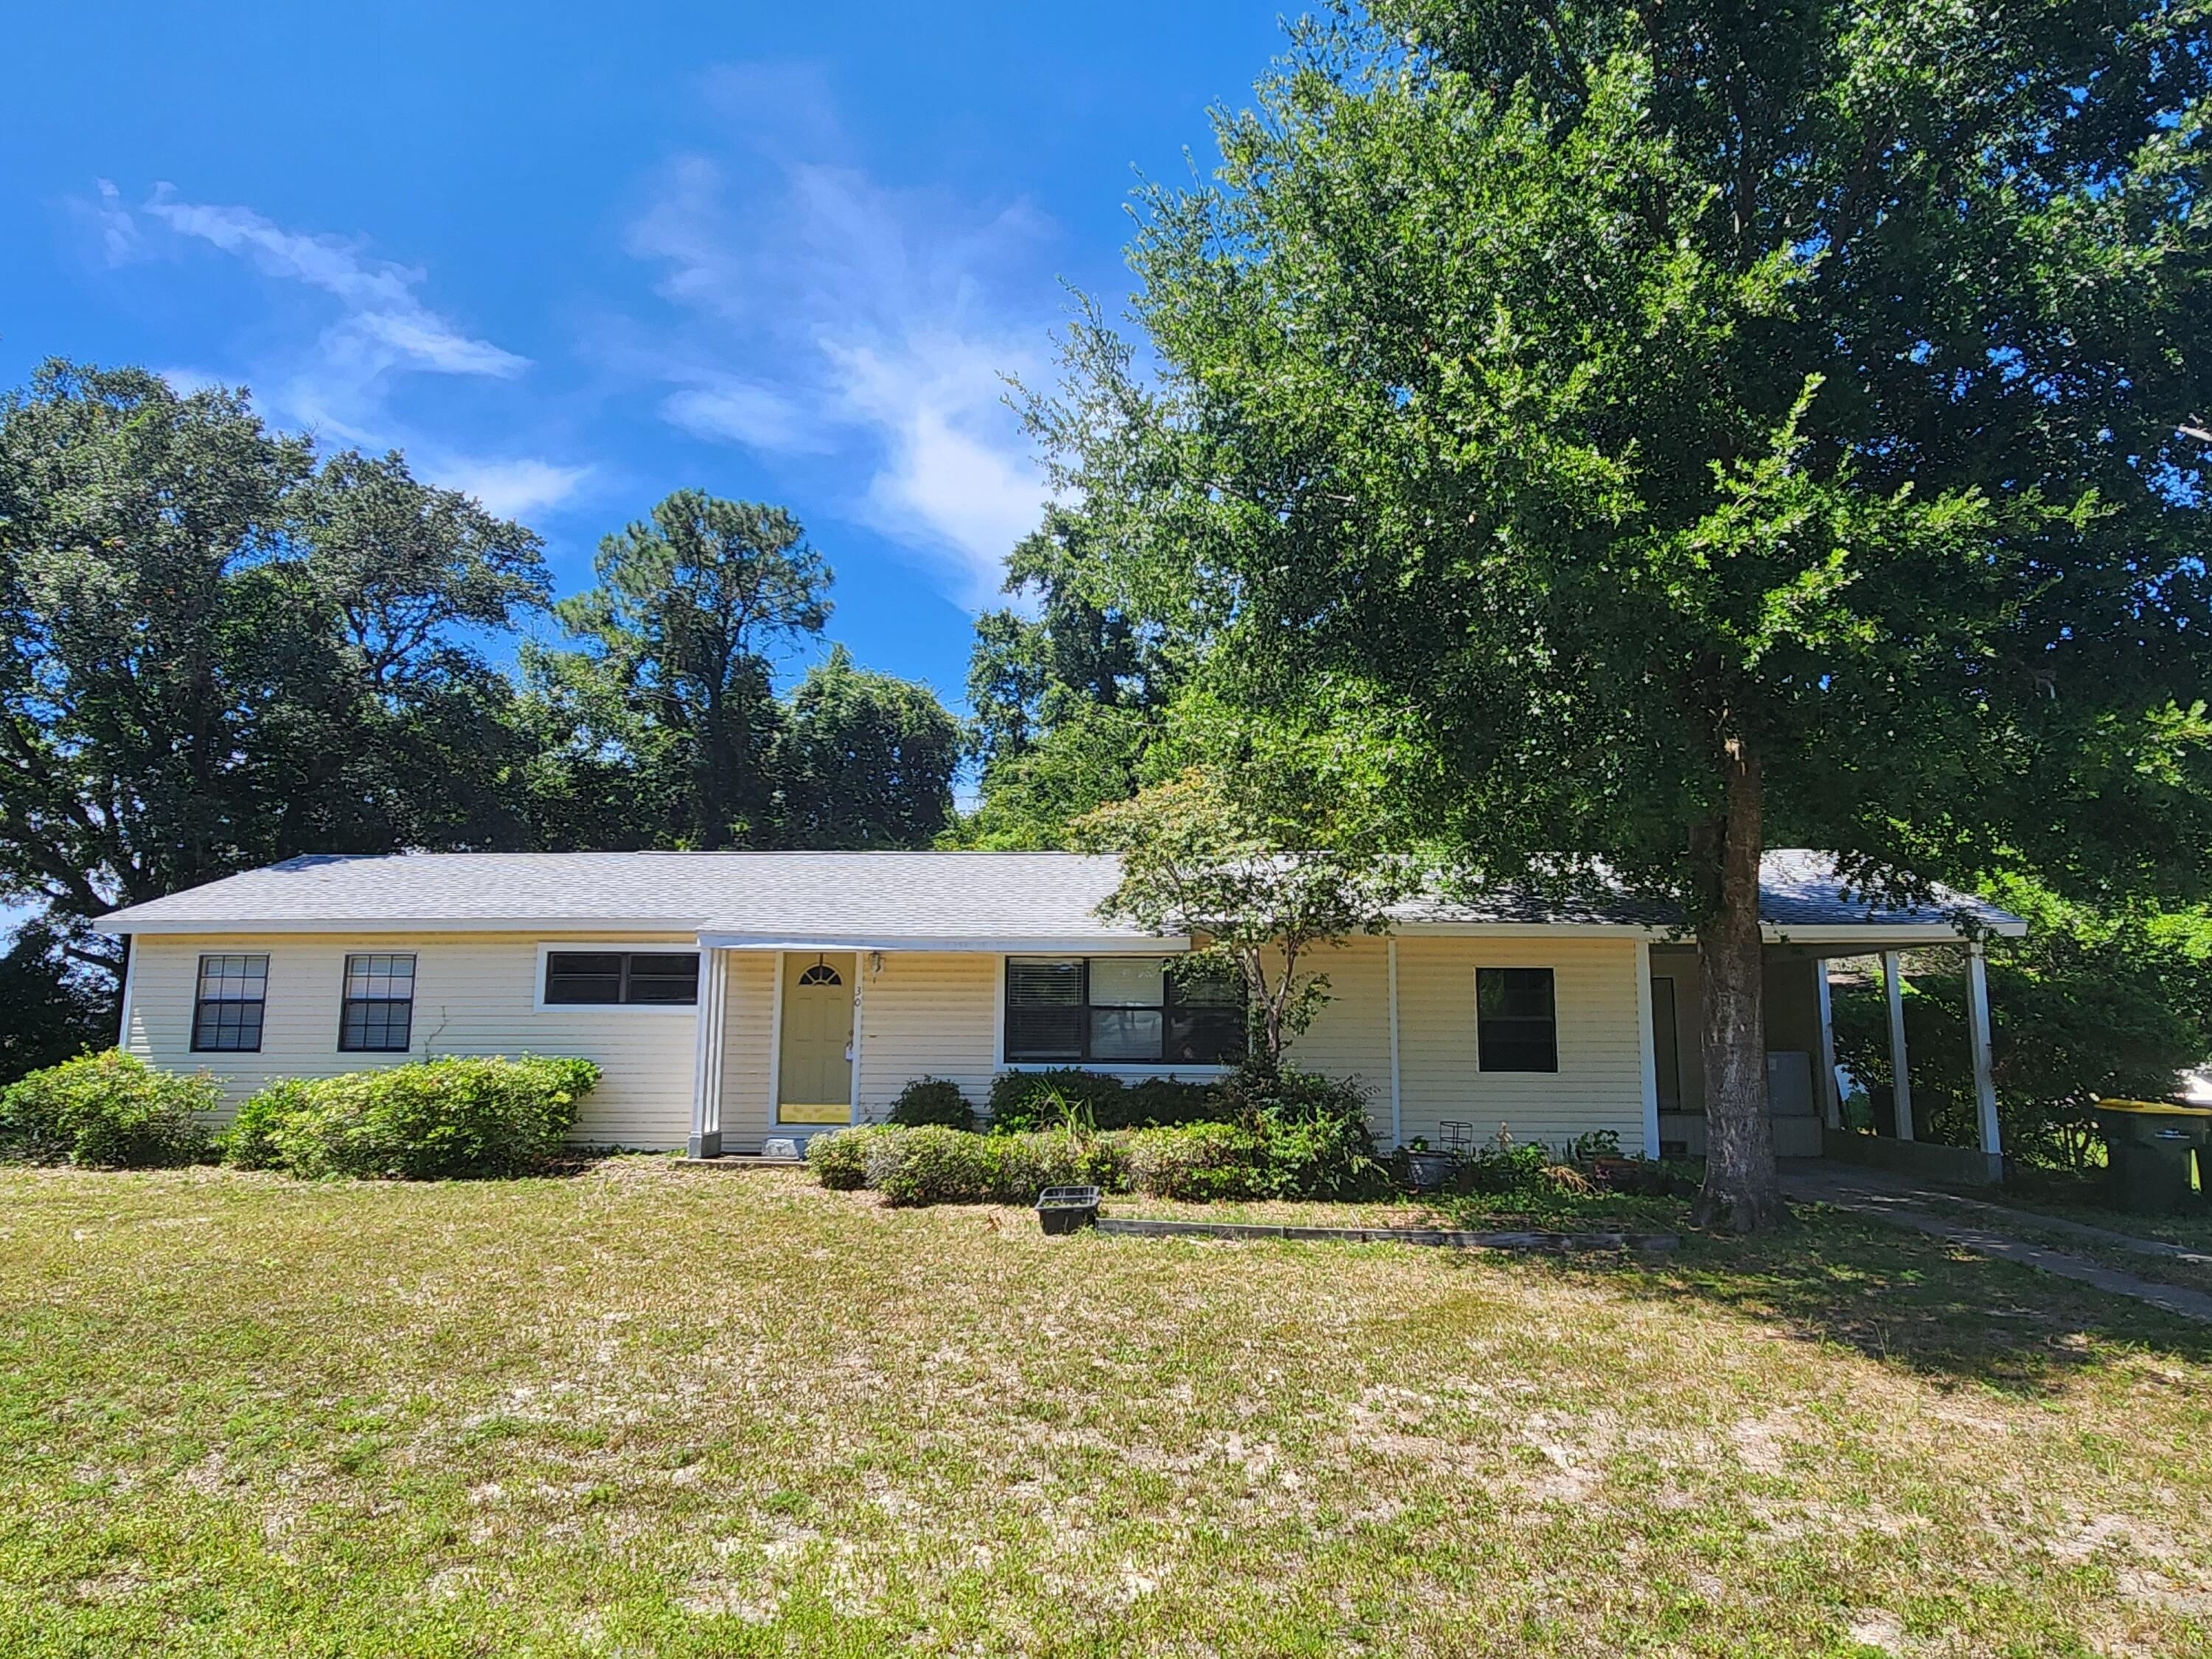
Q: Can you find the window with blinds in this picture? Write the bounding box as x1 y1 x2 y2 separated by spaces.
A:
1004 958 1245 1065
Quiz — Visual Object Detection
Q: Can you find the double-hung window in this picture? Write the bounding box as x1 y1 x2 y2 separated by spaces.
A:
1476 967 1559 1072
339 953 416 1052
543 950 700 1006
1004 957 1245 1066
192 954 269 1052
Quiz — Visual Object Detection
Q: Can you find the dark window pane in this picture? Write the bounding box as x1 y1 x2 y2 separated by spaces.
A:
546 951 623 1004
339 1000 412 1052
1090 1006 1164 1060
1006 1005 1083 1062
625 953 700 1004
1477 967 1557 1072
1168 1008 1247 1065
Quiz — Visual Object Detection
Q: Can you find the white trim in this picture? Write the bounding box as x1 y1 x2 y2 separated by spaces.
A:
992 955 1007 1079
1966 941 2002 1159
1633 939 1660 1158
115 936 139 1051
998 1062 1235 1079
532 942 702 1015
849 958 866 1124
765 950 785 1127
1386 936 1403 1150
1814 961 1842 1129
96 914 2028 943
1882 950 1914 1141
700 932 1188 955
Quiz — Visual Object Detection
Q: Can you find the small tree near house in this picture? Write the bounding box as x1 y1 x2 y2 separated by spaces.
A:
1072 767 1413 1068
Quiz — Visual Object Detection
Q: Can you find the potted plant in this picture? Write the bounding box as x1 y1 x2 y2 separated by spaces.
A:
1404 1137 1454 1192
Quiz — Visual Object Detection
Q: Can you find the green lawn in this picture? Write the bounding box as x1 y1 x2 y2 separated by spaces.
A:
7 1161 2212 1657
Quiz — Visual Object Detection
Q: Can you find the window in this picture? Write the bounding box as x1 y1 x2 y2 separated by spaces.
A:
192 953 268 1052
339 954 415 1052
1004 958 1245 1066
1477 967 1558 1072
543 950 699 1006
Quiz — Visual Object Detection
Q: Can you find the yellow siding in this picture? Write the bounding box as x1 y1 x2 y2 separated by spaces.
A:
1394 935 1648 1154
855 952 1002 1119
1283 936 1395 1134
122 932 700 1148
716 950 779 1147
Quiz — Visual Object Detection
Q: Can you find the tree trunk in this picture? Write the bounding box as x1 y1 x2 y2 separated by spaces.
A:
1690 744 1789 1233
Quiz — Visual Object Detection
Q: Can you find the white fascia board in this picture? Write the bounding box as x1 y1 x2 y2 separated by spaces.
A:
91 915 705 936
695 932 1191 955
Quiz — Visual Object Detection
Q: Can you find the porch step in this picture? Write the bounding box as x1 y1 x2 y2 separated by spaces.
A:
672 1153 805 1170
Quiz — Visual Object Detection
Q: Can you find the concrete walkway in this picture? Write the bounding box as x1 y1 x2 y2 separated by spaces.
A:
1779 1162 2212 1326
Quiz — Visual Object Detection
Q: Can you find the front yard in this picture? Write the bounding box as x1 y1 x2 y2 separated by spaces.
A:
7 1161 2212 1657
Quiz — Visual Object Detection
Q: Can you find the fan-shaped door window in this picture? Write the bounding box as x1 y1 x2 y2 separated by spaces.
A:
797 962 844 987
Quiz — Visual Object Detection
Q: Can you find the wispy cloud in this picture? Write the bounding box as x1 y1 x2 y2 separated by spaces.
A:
623 75 1056 610
142 185 527 380
81 184 585 525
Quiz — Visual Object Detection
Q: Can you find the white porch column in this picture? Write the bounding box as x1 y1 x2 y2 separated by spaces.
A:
688 946 729 1159
1634 939 1661 1158
849 953 869 1124
1814 959 1842 1130
1882 950 1914 1141
1966 940 2003 1169
1386 936 1403 1150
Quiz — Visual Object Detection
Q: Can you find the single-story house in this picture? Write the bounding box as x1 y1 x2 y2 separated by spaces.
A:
93 849 2025 1167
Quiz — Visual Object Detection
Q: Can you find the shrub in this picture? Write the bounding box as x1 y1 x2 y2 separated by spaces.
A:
985 1068 1224 1133
1124 1121 1266 1200
0 1050 217 1169
248 1056 599 1180
806 1124 897 1189
873 1125 995 1206
1213 1062 1384 1199
985 1068 1127 1133
223 1079 311 1170
808 1123 1126 1206
888 1076 973 1130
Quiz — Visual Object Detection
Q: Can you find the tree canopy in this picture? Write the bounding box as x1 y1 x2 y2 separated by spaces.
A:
1020 0 2212 1226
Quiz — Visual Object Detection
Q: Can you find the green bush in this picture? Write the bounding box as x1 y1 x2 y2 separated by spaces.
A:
0 1050 217 1169
888 1075 973 1130
807 1123 1124 1206
806 1124 897 1189
222 1079 311 1170
1124 1121 1266 1200
240 1056 599 1180
985 1068 1222 1133
985 1068 1127 1133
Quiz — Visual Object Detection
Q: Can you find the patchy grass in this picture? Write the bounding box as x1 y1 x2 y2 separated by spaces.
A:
1105 1187 1691 1234
5 1161 2212 1657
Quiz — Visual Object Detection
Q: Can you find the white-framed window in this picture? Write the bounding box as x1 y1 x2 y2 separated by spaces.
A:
338 953 416 1053
1003 956 1245 1066
1475 967 1559 1072
535 945 700 1012
192 953 269 1052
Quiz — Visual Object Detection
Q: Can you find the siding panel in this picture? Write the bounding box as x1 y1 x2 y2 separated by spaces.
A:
123 933 700 1148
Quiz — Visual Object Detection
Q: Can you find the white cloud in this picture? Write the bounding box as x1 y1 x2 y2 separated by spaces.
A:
624 90 1055 611
80 185 588 529
421 455 593 520
142 186 527 380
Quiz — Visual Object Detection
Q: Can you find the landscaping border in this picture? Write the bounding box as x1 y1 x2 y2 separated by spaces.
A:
1093 1217 1678 1253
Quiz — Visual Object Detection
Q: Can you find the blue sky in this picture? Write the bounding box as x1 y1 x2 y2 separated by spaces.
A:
1 1 1288 703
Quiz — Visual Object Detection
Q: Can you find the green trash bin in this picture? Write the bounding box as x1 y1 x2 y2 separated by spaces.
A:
2092 1101 2212 1214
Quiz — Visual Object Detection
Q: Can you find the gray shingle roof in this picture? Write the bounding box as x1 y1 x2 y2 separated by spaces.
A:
91 848 2024 942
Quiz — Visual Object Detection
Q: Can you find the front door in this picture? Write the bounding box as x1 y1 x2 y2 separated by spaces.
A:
778 953 855 1124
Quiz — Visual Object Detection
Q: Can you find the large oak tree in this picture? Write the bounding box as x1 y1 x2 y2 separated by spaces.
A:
1029 1 2212 1228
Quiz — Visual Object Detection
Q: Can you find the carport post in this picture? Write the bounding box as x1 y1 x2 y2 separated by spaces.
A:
1966 940 2003 1169
1882 950 1914 1141
1814 959 1842 1130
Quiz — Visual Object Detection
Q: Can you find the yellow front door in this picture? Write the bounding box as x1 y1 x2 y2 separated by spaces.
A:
778 953 855 1124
